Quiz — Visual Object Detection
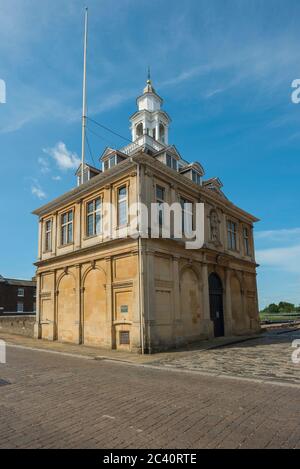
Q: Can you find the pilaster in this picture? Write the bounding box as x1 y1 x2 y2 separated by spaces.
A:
225 268 233 335
201 263 214 337
33 273 41 339
75 264 82 344
105 256 113 349
37 221 42 261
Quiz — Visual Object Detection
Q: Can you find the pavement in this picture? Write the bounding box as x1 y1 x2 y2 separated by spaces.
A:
0 328 299 448
0 331 262 365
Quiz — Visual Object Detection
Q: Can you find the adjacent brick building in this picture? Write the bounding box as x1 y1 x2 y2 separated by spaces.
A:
0 275 36 315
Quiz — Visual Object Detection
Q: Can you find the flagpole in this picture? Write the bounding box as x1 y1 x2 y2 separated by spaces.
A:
81 7 88 185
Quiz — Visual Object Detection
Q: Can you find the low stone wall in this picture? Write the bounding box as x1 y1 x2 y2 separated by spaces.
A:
0 315 35 337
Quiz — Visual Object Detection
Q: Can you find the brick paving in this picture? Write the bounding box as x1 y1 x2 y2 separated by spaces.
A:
0 344 300 448
149 328 300 386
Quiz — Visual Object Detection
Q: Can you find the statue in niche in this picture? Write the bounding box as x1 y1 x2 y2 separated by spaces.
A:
210 210 220 245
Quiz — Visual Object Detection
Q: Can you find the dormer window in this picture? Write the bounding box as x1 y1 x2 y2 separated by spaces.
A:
77 164 101 186
109 155 116 168
102 153 126 172
180 163 204 186
166 154 178 171
192 170 201 185
103 155 116 170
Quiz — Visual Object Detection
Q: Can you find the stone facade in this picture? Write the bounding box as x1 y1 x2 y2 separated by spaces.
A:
32 79 260 353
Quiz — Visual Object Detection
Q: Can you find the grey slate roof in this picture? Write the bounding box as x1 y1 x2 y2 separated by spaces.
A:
0 276 36 287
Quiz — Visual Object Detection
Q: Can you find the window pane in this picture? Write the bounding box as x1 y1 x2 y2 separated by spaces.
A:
46 232 50 250
62 225 67 245
166 155 171 167
119 186 127 198
158 204 163 227
68 211 73 222
156 186 164 200
172 158 177 170
110 155 116 168
95 213 101 234
95 198 101 211
68 223 73 243
87 201 94 214
119 200 127 226
83 169 89 183
227 221 236 249
87 214 94 236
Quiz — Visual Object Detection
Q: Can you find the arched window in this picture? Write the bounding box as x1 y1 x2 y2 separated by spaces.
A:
136 123 143 137
159 124 165 143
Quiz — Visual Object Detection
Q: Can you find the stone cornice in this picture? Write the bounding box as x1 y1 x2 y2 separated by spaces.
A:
34 237 138 269
133 154 259 224
32 150 259 225
32 158 136 218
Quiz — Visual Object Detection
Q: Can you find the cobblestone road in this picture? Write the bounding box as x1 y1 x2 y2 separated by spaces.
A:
0 343 300 449
149 329 300 386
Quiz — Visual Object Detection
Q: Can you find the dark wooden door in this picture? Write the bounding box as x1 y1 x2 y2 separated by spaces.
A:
209 273 225 338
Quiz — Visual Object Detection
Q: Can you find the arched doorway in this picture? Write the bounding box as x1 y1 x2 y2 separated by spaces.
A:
209 273 224 337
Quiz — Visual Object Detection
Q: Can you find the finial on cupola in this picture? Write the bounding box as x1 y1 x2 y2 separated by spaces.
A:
144 66 155 94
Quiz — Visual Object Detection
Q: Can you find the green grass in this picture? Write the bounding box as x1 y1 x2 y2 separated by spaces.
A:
260 312 300 322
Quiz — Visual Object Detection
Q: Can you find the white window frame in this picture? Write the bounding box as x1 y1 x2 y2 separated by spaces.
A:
118 186 128 227
17 288 24 298
192 170 201 185
44 219 52 252
61 210 73 246
17 302 24 313
166 154 178 171
180 197 193 237
86 197 102 237
156 185 165 227
103 155 117 171
227 220 237 250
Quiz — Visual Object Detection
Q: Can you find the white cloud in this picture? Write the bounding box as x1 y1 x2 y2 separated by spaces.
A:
52 175 61 181
31 183 46 200
38 156 50 174
255 228 300 242
256 244 300 273
43 142 80 171
256 227 300 275
204 88 226 99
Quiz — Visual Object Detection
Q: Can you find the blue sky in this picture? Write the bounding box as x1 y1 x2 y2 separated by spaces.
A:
0 0 300 308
